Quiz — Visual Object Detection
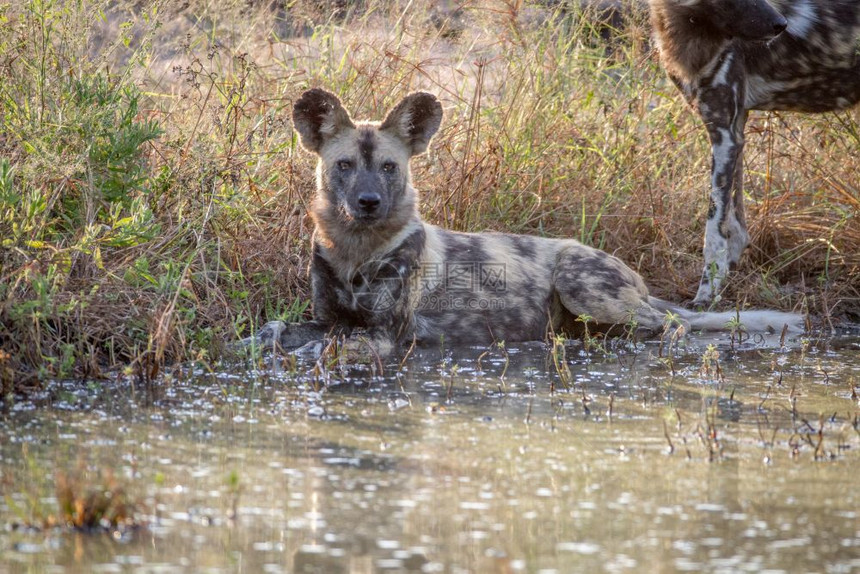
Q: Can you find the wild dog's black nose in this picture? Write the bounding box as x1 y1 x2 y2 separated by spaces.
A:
773 13 788 36
358 192 381 212
773 21 787 35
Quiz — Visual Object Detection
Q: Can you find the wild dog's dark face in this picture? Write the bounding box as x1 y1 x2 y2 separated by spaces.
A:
677 0 788 41
292 89 443 229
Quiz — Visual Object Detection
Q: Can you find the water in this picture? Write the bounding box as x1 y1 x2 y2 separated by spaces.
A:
1 334 859 573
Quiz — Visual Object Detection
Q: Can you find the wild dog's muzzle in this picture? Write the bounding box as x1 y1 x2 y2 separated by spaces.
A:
349 171 388 222
357 191 382 214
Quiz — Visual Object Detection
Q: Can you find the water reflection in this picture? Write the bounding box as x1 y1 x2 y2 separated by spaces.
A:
1 334 859 572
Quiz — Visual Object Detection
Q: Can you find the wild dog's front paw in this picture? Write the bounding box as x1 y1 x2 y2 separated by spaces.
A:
335 331 394 365
257 320 288 345
295 339 326 359
292 338 379 364
236 320 336 355
339 338 378 365
233 320 287 350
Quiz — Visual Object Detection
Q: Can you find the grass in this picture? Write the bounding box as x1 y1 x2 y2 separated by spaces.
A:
4 451 138 532
0 0 858 391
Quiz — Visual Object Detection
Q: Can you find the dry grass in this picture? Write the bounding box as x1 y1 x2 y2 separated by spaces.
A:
0 0 858 389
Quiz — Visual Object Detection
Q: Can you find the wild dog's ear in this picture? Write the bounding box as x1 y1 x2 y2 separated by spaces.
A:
380 92 443 156
292 88 356 153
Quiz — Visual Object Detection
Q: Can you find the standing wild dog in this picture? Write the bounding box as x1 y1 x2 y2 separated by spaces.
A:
249 88 803 361
649 0 860 305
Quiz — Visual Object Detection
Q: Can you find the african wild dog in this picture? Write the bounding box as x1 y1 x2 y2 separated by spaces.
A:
248 88 803 361
649 0 860 306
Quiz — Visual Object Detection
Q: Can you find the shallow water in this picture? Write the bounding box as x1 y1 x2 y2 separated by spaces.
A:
1 333 859 573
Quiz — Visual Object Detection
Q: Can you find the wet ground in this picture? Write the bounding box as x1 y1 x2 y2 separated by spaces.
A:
1 332 859 573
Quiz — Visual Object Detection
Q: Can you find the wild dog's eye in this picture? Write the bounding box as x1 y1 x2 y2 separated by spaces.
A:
337 160 353 171
381 161 397 173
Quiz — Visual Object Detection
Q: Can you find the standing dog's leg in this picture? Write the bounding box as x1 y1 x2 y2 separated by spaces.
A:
692 56 748 306
726 109 750 268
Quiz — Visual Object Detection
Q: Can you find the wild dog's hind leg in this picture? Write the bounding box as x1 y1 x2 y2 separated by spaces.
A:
552 245 669 336
726 109 750 267
693 73 748 307
700 113 751 302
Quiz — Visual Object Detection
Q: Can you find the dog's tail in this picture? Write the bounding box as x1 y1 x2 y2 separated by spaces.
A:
648 297 805 334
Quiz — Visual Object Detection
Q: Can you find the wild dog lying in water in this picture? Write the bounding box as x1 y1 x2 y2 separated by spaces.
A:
247 88 804 361
648 0 860 305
